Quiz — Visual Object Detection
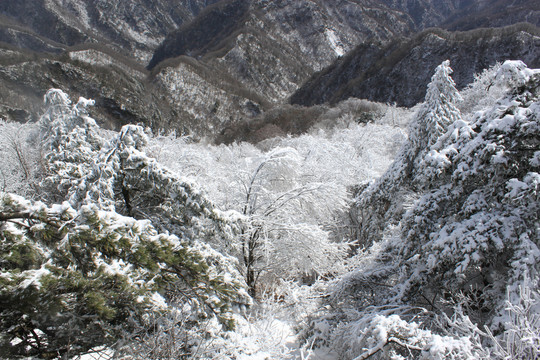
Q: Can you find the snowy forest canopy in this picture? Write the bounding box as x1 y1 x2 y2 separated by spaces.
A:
0 60 539 359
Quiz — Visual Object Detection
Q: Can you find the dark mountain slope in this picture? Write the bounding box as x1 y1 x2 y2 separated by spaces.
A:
0 1 87 47
291 24 540 107
377 0 468 29
148 0 251 70
1 0 539 139
149 0 424 103
0 44 267 135
0 44 177 129
443 0 540 30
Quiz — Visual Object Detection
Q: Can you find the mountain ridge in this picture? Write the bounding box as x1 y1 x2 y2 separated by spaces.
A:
291 23 540 107
0 0 539 138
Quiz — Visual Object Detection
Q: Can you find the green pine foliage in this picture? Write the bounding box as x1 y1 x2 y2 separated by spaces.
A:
0 89 250 359
0 191 246 358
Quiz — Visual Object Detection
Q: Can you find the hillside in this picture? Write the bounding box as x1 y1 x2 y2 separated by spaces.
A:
1 0 539 138
291 24 540 107
0 44 172 129
1 1 539 358
0 0 220 61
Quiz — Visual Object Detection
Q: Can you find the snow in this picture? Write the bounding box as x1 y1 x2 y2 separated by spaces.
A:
76 347 115 360
150 292 168 309
19 263 51 290
44 0 91 32
324 28 345 57
496 60 539 87
2 60 539 359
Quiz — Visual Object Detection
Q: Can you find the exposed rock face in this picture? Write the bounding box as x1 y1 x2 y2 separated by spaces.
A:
291 25 540 107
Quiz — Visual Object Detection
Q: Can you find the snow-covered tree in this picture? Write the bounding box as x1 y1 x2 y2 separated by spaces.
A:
0 192 248 359
37 89 237 252
0 120 41 196
149 109 407 299
400 61 540 321
417 60 462 149
352 60 462 249
0 89 254 359
227 147 347 297
306 60 540 359
39 89 106 203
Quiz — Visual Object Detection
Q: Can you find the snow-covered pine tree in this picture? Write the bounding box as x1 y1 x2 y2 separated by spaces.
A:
39 90 238 264
306 61 540 359
0 192 247 358
39 89 106 204
401 61 540 322
354 60 462 249
0 89 251 358
413 60 462 152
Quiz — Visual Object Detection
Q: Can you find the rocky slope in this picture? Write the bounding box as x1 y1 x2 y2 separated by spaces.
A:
149 0 423 103
0 0 220 62
1 0 539 137
443 0 540 30
1 0 420 133
0 44 268 135
291 24 540 107
0 44 169 129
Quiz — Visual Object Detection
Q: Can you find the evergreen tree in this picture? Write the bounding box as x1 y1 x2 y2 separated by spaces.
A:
0 89 251 358
354 60 462 249
307 61 540 359
400 62 540 319
0 192 247 358
39 89 105 203
413 60 462 152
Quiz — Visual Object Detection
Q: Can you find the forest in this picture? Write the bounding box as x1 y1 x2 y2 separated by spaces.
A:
0 60 539 359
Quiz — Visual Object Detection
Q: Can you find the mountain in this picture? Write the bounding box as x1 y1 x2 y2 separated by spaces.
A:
0 43 271 135
291 24 540 107
148 0 423 103
0 0 417 133
0 0 538 137
443 0 540 30
0 44 169 128
0 0 221 62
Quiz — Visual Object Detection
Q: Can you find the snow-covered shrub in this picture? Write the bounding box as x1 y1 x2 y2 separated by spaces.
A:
487 277 540 359
336 313 490 360
118 280 325 360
